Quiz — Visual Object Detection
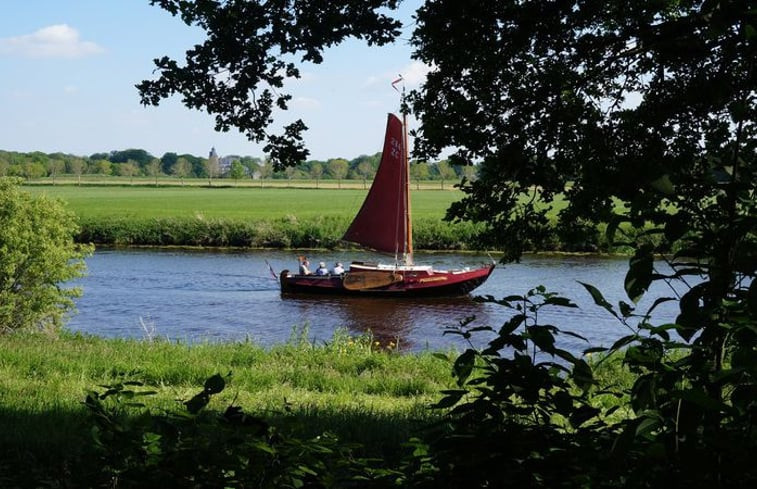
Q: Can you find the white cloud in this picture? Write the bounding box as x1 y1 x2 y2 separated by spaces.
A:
63 85 78 94
0 24 104 59
400 60 432 87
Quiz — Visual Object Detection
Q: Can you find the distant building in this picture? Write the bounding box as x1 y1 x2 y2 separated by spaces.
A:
219 155 235 175
208 147 220 174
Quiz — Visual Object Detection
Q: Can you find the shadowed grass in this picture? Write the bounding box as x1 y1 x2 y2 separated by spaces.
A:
0 330 455 464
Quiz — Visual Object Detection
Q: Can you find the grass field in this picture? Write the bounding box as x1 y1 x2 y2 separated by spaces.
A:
25 184 465 221
20 181 600 252
0 330 452 466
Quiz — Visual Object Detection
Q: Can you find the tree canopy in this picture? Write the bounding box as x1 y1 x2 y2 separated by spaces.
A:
410 0 756 258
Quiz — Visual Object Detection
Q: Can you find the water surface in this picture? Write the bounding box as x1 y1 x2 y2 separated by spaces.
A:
67 249 679 352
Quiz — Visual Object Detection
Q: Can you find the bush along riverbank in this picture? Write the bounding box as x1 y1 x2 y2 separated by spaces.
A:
76 215 627 252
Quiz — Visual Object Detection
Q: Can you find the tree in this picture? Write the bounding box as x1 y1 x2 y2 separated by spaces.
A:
435 160 455 190
204 156 219 186
406 2 757 486
161 152 179 174
92 159 112 176
460 163 476 184
171 157 191 186
146 158 162 186
68 159 85 186
356 160 374 189
22 161 45 181
229 160 245 185
410 162 429 190
327 158 348 189
118 161 139 184
259 158 274 188
47 159 65 185
0 178 92 332
240 156 261 181
309 161 323 188
109 149 153 168
284 166 296 187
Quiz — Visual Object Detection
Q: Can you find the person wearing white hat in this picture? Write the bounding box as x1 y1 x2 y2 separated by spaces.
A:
315 261 329 275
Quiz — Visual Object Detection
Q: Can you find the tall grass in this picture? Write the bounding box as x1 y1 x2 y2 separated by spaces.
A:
76 215 486 249
0 330 454 462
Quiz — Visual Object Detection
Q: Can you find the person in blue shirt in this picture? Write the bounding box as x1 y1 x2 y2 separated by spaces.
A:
315 262 329 276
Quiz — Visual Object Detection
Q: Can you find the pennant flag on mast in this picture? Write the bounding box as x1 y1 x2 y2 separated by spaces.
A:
391 75 403 91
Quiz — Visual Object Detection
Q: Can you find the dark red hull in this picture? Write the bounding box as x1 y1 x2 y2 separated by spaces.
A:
280 263 495 297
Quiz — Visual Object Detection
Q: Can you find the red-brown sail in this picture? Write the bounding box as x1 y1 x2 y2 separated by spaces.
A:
342 113 407 255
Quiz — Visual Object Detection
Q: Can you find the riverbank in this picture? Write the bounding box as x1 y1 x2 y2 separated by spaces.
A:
0 330 451 475
0 330 633 486
26 185 617 252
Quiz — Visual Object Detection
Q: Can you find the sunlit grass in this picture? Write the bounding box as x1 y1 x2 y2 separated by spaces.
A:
0 330 454 460
25 185 465 221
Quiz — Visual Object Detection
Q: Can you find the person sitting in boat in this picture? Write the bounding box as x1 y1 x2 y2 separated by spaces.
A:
298 257 311 275
332 262 345 275
315 262 329 276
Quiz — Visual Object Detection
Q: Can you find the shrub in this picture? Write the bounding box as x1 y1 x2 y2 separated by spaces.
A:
0 178 92 332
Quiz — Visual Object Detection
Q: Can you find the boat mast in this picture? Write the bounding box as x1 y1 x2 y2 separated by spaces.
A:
401 89 413 266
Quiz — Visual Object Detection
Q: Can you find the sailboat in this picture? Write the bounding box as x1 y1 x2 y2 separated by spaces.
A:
279 112 495 296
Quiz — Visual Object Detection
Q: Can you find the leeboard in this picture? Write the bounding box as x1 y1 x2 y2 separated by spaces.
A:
343 271 403 290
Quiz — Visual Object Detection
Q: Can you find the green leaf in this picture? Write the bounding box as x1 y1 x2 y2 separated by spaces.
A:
605 214 627 245
578 281 618 318
432 389 467 409
625 245 654 303
572 359 594 391
543 296 578 308
675 388 734 414
204 373 226 394
184 392 210 415
610 334 638 351
569 405 600 428
453 349 476 385
634 416 660 438
619 301 634 317
527 325 556 353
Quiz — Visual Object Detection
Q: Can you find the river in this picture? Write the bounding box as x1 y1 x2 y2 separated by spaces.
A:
66 249 680 353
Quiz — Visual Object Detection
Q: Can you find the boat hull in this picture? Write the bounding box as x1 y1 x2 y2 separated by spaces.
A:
280 263 495 297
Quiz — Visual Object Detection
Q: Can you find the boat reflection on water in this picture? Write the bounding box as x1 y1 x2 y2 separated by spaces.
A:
281 293 493 350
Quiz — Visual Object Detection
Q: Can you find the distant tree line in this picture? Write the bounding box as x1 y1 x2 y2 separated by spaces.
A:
0 148 477 187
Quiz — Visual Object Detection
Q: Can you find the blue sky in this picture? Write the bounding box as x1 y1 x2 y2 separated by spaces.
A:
0 0 426 161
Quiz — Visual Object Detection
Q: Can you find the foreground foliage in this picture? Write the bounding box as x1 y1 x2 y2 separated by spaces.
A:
0 178 92 332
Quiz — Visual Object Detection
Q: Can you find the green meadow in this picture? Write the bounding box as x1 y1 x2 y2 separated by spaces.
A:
23 184 590 251
25 185 465 221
